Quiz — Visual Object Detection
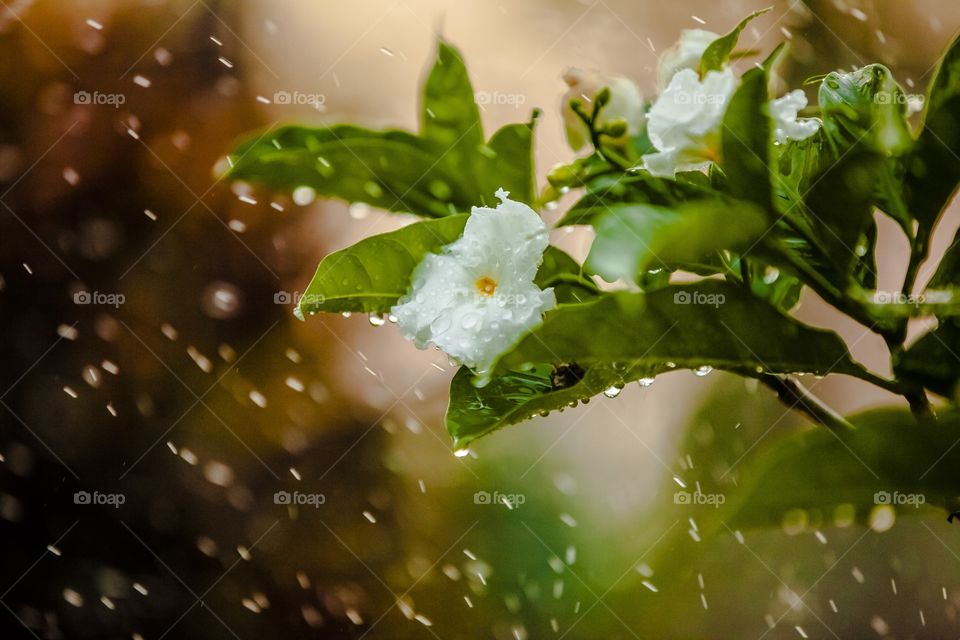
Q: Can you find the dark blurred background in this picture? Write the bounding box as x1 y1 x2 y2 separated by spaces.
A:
1 1 959 638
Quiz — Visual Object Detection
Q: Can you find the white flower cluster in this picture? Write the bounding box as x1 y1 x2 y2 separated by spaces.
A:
391 190 556 372
558 29 821 177
642 29 821 176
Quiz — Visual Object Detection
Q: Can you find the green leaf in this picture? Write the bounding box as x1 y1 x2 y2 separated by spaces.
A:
447 282 865 446
727 408 960 528
903 32 960 236
421 41 484 157
535 246 599 304
558 172 720 226
743 260 803 312
585 200 769 282
493 281 861 379
930 226 960 288
803 150 885 278
699 8 772 75
894 320 960 397
818 64 913 157
721 68 772 208
227 39 540 217
294 215 469 317
226 125 469 217
483 116 540 205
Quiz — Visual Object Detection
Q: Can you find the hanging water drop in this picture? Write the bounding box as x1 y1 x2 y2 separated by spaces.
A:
603 385 623 398
368 314 386 327
637 377 655 387
694 365 713 377
453 448 471 458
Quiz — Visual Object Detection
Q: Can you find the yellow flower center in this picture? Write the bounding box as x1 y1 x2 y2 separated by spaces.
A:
475 276 498 296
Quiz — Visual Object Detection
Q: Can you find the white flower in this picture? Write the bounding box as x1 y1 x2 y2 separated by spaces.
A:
561 68 644 151
657 29 720 89
770 89 820 144
391 190 556 372
642 67 738 177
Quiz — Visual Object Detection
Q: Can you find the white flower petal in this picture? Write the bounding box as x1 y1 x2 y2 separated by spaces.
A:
391 191 557 371
657 29 720 89
770 89 821 144
642 68 737 177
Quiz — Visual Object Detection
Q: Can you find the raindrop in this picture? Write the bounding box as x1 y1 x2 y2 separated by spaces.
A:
637 377 655 387
368 314 386 327
453 448 471 458
694 365 713 377
202 281 243 319
603 385 622 398
292 186 316 206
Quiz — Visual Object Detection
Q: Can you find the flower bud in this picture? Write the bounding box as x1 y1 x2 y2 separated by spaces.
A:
561 68 644 151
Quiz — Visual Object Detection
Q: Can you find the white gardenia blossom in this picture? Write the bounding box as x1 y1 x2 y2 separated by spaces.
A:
657 28 720 89
642 67 738 177
770 89 821 144
391 190 556 372
561 68 644 151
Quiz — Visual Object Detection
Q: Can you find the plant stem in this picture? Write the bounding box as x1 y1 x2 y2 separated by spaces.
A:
761 375 856 432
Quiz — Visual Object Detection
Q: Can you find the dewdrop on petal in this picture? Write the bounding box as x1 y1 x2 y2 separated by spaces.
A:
391 190 556 373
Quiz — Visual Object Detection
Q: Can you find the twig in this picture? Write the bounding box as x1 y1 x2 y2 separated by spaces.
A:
760 374 855 432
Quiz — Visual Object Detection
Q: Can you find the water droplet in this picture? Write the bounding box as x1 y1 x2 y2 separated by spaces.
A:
341 311 352 318
637 377 655 387
603 385 623 398
202 281 243 319
694 365 713 377
292 186 316 206
762 267 780 284
430 313 452 336
460 313 481 329
368 314 386 327
453 448 471 458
